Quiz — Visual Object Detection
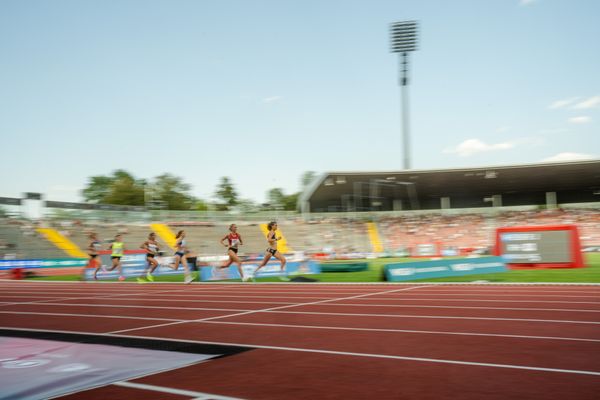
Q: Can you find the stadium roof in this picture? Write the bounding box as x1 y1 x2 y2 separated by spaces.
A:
300 160 600 212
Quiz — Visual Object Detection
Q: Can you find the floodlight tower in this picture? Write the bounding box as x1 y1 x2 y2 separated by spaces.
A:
390 20 419 170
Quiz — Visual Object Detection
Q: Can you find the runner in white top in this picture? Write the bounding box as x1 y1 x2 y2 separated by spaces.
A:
138 232 160 283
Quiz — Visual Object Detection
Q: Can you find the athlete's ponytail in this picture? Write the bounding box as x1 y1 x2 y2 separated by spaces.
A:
267 221 277 231
175 230 184 239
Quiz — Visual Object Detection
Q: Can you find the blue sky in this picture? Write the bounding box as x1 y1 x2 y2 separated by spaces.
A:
1 0 598 204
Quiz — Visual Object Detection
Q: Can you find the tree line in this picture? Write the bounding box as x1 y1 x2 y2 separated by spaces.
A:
81 170 317 211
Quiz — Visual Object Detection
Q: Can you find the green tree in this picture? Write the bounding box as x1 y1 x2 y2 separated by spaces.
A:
266 188 285 209
150 174 195 210
236 198 259 213
82 170 145 206
266 188 299 211
82 175 114 203
195 199 209 211
282 192 300 211
214 177 238 211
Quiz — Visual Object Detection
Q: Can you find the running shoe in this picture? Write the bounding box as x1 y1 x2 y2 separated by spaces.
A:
184 275 195 284
136 277 147 284
278 276 290 282
146 272 154 282
118 275 126 281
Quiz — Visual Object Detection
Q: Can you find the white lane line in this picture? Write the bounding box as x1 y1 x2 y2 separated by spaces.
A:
113 381 242 399
327 303 600 313
199 320 600 343
38 297 295 305
371 294 600 299
6 302 254 312
9 294 597 306
6 309 597 344
4 303 600 327
256 310 600 325
0 293 333 300
0 289 185 307
3 290 600 301
11 301 600 314
0 288 380 295
7 287 594 295
0 310 184 322
352 298 600 305
5 327 599 377
21 292 596 300
107 285 429 334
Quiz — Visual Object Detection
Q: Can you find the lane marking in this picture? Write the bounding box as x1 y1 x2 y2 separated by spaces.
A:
0 310 185 322
0 289 185 307
2 310 598 342
328 303 600 313
256 310 600 325
108 285 429 334
113 381 242 399
199 320 600 343
10 301 600 314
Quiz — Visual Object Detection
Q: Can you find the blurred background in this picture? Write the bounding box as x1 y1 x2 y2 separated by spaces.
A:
0 0 599 277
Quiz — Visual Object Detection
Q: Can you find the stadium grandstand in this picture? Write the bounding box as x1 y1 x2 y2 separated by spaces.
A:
1 160 599 261
299 160 600 212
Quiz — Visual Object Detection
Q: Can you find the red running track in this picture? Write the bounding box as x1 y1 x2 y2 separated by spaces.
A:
1 281 599 399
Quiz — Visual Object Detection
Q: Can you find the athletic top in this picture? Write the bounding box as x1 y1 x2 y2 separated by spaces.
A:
146 241 159 255
267 231 278 250
89 240 102 254
227 233 241 249
176 239 186 251
111 241 124 257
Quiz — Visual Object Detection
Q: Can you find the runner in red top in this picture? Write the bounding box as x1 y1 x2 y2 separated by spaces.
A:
218 224 246 281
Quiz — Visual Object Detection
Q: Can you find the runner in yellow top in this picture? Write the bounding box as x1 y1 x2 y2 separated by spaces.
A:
253 221 288 281
107 234 126 281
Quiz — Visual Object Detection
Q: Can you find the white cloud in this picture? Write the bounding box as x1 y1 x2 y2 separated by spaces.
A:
541 152 595 162
548 97 579 109
568 116 592 124
571 96 600 109
444 139 514 157
519 0 537 6
262 96 283 104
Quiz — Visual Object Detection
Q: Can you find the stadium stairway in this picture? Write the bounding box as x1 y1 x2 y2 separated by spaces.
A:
150 223 177 250
366 222 384 253
36 228 88 258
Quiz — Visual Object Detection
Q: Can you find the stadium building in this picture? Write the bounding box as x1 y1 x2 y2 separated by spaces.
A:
299 160 600 213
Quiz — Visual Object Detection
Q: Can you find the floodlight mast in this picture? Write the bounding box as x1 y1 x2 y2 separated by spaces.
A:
390 20 419 170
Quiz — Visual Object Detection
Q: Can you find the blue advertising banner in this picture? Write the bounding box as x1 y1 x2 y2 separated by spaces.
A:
0 259 88 270
384 256 507 282
200 260 321 281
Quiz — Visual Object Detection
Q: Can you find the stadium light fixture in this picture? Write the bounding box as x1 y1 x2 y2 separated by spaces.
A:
390 20 419 170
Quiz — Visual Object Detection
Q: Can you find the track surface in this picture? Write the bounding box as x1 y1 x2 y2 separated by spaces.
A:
1 281 599 399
